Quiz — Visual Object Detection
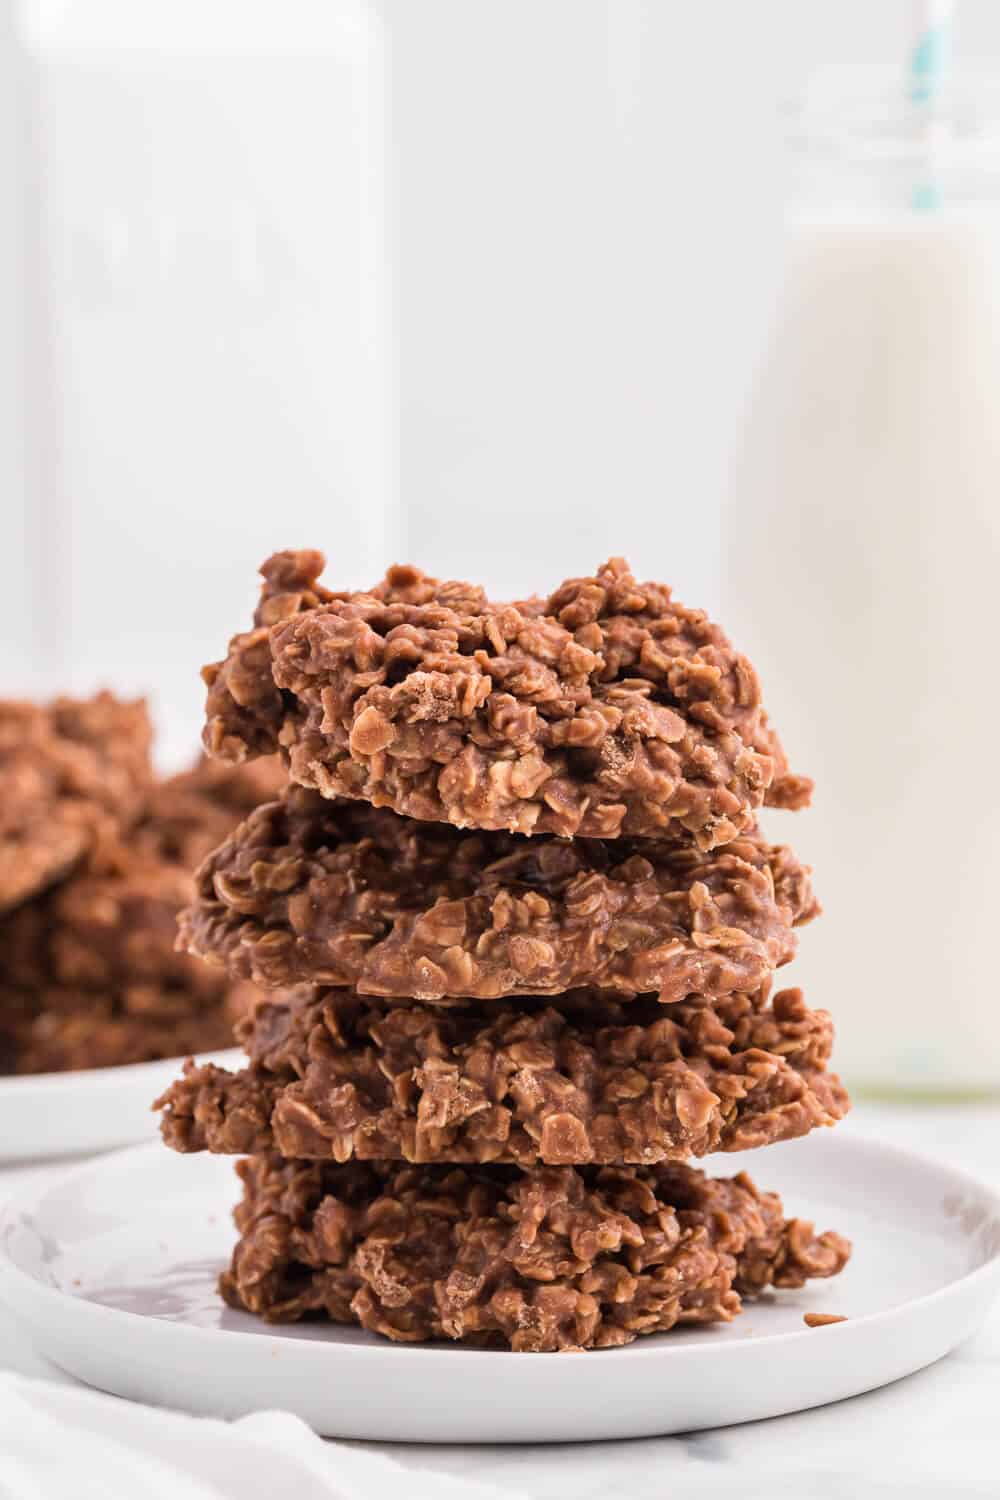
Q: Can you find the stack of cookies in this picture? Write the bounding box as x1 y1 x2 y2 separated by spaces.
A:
157 552 851 1352
0 693 282 1073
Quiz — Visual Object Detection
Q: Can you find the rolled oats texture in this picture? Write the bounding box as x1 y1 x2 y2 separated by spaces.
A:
202 551 811 845
0 693 153 914
180 784 817 1003
220 1154 851 1351
0 753 284 1074
156 984 849 1167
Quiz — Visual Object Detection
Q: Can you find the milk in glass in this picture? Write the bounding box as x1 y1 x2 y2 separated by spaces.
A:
724 72 1000 1094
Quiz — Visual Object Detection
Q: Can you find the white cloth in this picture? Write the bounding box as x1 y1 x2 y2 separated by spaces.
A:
0 1372 516 1500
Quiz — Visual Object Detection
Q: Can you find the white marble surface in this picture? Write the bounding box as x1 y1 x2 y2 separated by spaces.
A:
1 1103 998 1498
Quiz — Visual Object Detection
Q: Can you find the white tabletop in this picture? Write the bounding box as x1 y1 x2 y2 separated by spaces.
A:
2 1102 997 1499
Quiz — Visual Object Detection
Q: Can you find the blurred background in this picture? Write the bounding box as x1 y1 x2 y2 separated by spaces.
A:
4 0 1000 1092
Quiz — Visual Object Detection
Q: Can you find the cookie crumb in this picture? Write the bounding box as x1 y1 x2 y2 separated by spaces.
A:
804 1312 847 1327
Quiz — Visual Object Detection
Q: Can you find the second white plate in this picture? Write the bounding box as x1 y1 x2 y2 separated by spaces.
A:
0 1050 242 1161
1 1132 999 1441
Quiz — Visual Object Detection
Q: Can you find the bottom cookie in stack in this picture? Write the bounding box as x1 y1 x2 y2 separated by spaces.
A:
156 983 851 1350
219 1155 850 1352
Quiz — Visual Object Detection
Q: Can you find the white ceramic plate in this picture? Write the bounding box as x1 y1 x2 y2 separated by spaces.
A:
0 1050 243 1162
1 1133 998 1443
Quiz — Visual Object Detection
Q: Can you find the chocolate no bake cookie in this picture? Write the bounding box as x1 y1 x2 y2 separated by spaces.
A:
0 982 256 1076
180 786 816 1002
220 1154 850 1350
142 754 285 873
202 552 810 845
0 850 248 1074
150 547 851 1360
0 755 283 1074
157 985 848 1167
0 693 152 913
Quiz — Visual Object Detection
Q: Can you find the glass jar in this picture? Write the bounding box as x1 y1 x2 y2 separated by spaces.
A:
11 0 393 765
724 66 1000 1098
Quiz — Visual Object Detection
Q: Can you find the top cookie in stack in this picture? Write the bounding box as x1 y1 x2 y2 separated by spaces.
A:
202 550 811 842
159 553 850 1353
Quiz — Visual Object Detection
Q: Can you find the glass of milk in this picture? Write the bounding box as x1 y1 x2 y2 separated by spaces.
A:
10 0 394 767
724 66 1000 1097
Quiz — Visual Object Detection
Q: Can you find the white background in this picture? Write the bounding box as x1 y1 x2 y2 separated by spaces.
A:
4 0 1000 761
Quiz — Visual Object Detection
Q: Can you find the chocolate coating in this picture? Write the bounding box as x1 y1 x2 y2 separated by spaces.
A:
203 552 811 845
156 984 848 1167
180 785 817 1003
220 1154 850 1350
0 694 152 914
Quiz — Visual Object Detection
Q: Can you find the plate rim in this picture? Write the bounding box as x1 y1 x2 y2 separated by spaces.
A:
1 1131 999 1365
